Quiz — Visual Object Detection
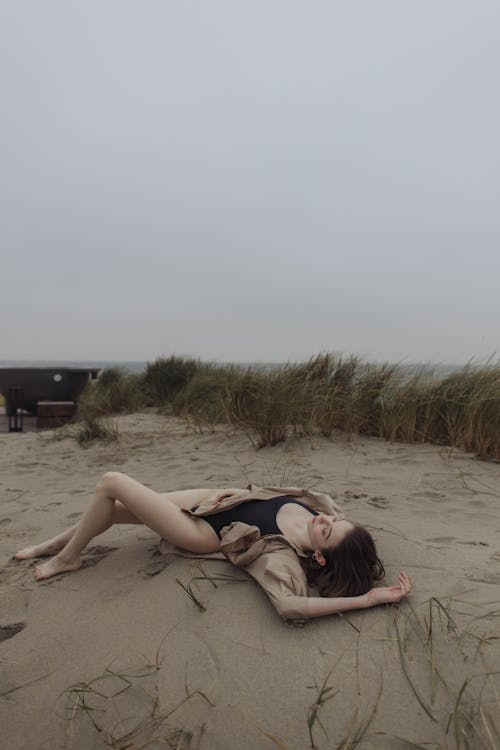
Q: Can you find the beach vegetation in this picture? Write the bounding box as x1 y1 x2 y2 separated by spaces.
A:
306 661 340 749
57 589 500 750
428 363 500 460
379 367 436 443
226 367 298 447
78 367 147 418
75 414 118 445
172 364 243 430
175 561 249 611
142 355 200 404
61 642 213 750
227 359 322 447
72 353 500 459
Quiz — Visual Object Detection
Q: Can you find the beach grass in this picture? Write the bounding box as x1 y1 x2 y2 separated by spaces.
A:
142 355 200 404
60 592 500 749
75 352 499 459
77 366 146 417
63 660 212 749
75 414 119 445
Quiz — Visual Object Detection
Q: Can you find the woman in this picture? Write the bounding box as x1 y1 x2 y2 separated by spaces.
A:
15 472 412 621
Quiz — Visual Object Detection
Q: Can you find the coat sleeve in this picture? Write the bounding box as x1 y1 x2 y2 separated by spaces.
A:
244 549 310 622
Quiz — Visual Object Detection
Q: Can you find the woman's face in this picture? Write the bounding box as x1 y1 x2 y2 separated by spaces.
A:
308 514 354 552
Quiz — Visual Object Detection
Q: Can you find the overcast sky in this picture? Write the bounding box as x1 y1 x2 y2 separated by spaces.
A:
2 1 499 365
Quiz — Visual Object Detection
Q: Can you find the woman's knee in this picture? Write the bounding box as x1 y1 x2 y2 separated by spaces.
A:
97 471 125 494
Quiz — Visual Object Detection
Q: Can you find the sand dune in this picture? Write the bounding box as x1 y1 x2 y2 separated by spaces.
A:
1 413 499 749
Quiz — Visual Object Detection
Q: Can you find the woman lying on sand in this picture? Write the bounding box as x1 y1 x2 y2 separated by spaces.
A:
15 472 412 621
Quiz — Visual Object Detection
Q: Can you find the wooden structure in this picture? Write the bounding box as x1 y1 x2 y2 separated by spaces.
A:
8 387 24 432
36 401 77 429
0 367 100 416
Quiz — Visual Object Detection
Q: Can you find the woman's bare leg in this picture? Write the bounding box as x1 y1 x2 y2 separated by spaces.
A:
15 524 79 560
32 473 221 580
15 502 141 560
15 486 223 560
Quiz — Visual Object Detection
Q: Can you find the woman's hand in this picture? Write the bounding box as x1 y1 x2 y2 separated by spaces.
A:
366 571 412 607
212 488 242 506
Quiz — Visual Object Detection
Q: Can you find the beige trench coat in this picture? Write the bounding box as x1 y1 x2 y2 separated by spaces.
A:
159 485 345 622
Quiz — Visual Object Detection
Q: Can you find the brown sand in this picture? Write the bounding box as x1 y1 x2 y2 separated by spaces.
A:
1 413 499 749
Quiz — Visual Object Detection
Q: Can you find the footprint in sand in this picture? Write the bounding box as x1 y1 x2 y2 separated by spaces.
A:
0 622 25 643
81 545 118 569
426 536 456 544
465 572 500 585
366 496 390 510
1 560 30 586
141 550 172 578
0 517 12 526
411 491 447 501
343 491 368 500
424 537 490 550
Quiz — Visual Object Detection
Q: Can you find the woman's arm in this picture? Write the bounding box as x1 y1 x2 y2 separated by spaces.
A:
306 593 370 618
305 571 412 619
248 548 412 622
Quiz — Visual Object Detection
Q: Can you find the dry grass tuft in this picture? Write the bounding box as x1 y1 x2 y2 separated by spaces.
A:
175 562 249 612
306 651 348 749
62 645 213 750
75 415 118 445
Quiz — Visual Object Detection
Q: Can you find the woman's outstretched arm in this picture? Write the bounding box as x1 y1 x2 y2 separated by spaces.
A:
306 571 412 618
278 572 412 620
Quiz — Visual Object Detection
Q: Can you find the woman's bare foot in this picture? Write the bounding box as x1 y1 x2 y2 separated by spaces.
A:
34 553 82 580
15 539 66 560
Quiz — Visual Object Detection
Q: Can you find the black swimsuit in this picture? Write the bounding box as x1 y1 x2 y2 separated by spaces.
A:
194 495 319 539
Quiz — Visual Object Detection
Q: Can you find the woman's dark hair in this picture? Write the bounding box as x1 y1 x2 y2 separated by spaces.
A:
300 524 385 597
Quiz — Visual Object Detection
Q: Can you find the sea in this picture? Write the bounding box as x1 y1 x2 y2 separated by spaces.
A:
0 359 149 374
0 359 467 376
0 359 282 374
